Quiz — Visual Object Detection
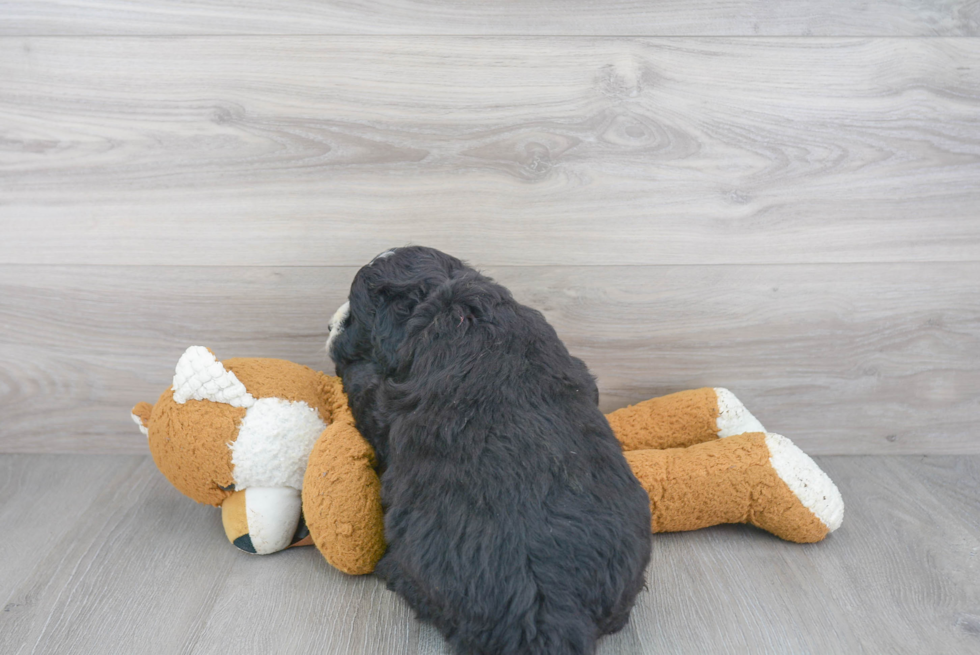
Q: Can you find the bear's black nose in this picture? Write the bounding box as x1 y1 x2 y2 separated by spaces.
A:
233 534 256 554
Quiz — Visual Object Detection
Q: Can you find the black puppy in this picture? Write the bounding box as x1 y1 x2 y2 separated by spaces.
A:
327 247 651 655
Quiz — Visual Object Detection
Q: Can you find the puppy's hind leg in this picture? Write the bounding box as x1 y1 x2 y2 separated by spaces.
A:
374 554 446 628
524 607 597 655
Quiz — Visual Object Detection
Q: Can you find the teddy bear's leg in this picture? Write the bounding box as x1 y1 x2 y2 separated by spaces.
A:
623 432 843 543
221 487 304 554
606 387 765 451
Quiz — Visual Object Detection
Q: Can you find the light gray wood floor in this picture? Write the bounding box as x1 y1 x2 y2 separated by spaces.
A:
1 453 977 654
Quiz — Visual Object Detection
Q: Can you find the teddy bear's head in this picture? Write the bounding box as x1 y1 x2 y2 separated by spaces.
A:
132 346 349 553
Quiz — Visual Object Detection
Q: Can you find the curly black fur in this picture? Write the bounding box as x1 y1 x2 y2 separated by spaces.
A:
329 246 652 655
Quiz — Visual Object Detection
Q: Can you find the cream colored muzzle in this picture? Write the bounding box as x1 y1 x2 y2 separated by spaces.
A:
221 487 309 554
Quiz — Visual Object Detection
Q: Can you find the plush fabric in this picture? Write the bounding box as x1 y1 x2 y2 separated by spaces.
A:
133 349 844 578
134 348 367 565
303 420 386 575
231 398 326 490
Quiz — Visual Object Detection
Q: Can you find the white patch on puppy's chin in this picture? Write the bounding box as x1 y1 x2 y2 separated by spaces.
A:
325 301 350 356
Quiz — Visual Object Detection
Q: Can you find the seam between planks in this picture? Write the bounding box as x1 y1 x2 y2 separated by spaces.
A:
3 35 980 39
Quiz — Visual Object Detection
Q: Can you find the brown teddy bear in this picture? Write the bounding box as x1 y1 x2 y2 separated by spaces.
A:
133 347 843 575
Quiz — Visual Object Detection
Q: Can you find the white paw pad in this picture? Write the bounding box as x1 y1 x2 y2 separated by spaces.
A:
714 388 766 437
765 432 845 532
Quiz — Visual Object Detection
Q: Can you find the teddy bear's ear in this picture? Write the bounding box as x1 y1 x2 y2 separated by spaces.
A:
172 346 255 408
131 402 153 436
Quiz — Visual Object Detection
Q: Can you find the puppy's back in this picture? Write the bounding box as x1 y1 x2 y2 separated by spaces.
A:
377 273 652 655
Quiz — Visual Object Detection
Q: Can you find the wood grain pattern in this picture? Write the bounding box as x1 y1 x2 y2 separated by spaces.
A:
2 5 976 650
0 455 428 655
633 455 980 654
1 263 977 455
1 1 978 36
0 455 145 612
2 454 978 653
2 37 979 266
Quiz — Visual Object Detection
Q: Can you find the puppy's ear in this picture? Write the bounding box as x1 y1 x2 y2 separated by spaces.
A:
433 275 496 327
392 273 502 376
370 278 438 373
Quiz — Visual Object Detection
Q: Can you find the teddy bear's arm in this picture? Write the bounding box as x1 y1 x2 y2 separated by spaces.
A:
302 421 386 575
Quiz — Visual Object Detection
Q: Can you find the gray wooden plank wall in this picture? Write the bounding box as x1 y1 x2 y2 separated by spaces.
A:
2 1 978 36
1 4 979 455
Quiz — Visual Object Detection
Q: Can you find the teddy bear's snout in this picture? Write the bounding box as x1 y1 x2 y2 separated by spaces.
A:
220 487 305 555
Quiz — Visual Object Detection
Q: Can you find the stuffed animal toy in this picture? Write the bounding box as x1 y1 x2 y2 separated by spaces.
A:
130 346 375 557
133 347 843 575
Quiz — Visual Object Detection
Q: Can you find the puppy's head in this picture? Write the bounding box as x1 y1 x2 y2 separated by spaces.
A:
327 246 475 377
